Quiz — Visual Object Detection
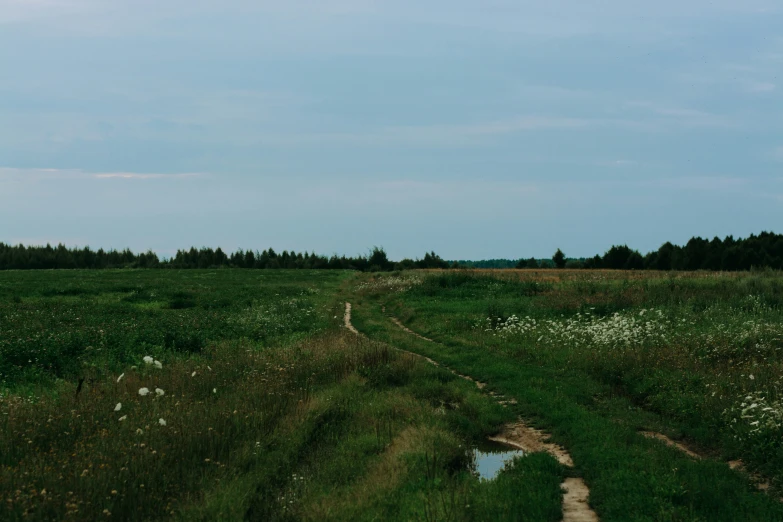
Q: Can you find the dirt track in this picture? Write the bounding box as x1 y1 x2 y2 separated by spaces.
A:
344 302 599 522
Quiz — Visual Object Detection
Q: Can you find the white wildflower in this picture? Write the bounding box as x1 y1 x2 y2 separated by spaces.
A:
118 415 127 422
153 360 163 369
138 387 150 397
191 371 197 377
114 402 122 412
155 388 165 397
158 418 167 426
117 373 125 383
143 356 153 365
213 388 217 394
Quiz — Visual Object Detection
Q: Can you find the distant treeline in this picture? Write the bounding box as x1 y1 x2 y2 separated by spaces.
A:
455 259 520 269
574 232 783 271
458 258 557 269
0 243 449 271
1 232 781 271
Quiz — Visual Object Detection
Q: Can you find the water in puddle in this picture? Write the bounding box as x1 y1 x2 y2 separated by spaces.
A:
472 440 525 481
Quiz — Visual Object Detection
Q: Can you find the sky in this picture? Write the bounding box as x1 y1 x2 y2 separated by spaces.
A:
1 0 781 260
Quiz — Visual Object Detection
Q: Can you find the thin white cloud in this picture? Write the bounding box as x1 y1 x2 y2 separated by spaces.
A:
596 159 638 167
373 179 539 196
0 0 96 23
0 167 205 180
743 81 776 93
383 116 591 140
7 0 780 42
641 176 748 191
624 101 732 128
242 114 658 149
301 178 544 215
679 58 780 97
93 172 202 179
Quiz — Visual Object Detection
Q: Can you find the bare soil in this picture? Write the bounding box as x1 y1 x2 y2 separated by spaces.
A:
343 302 359 334
562 478 599 522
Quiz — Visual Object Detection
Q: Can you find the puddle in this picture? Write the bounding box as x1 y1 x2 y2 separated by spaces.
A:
353 305 600 520
472 439 525 481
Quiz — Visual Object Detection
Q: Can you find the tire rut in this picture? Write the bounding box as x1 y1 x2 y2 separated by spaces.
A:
345 302 599 522
639 431 778 497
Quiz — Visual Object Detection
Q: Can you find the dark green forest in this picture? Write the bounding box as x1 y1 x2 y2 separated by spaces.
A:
578 231 783 271
1 232 781 271
0 244 449 271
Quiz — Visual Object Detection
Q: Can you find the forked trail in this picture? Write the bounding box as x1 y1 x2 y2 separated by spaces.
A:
344 302 599 522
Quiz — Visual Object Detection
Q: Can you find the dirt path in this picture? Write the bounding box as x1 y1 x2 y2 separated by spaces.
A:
561 479 597 522
343 302 359 334
344 302 599 522
640 431 702 460
390 317 434 343
639 431 778 496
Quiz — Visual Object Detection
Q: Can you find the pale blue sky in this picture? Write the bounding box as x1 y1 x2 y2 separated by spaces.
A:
1 1 781 259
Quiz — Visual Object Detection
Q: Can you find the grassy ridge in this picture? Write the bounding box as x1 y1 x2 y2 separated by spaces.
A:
350 270 783 520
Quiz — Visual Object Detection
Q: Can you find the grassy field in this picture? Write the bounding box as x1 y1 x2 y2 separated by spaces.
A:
0 270 563 521
352 269 783 520
2 269 783 520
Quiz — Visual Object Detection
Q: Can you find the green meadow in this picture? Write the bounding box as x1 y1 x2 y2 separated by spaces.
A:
2 269 783 520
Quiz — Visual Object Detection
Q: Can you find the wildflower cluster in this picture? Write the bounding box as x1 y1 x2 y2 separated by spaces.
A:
143 356 163 369
724 391 783 443
695 317 783 365
123 357 168 425
482 309 669 350
356 275 423 293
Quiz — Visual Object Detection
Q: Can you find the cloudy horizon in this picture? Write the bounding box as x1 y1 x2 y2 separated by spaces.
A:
2 1 781 259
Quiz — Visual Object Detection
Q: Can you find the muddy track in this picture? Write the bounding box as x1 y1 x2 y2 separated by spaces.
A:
344 303 599 522
639 431 777 497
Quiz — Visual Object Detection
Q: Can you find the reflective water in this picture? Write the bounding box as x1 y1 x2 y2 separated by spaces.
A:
472 440 525 481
